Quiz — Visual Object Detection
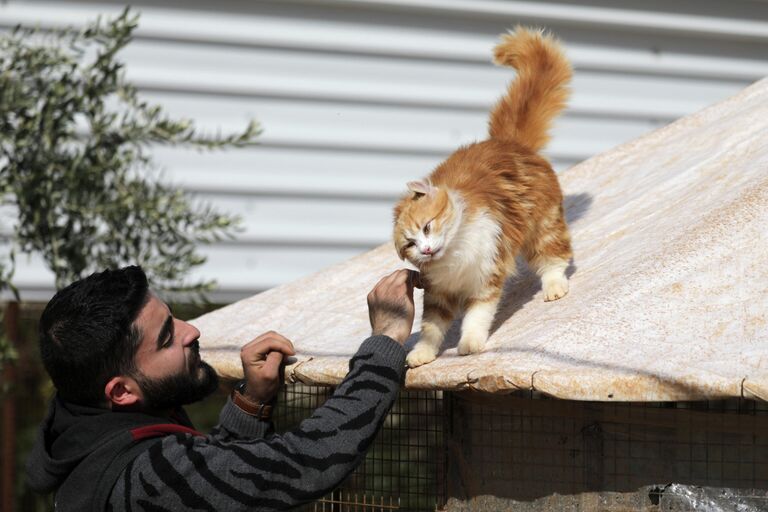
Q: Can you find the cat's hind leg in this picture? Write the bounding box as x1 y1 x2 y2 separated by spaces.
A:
406 294 455 368
525 205 573 302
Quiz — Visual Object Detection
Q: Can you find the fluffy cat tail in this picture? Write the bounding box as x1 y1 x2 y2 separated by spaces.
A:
488 27 572 152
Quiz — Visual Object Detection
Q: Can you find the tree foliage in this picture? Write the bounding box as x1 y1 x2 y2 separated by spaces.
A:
0 8 259 300
0 333 16 391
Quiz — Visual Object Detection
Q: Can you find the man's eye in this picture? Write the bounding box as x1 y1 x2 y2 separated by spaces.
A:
162 337 173 348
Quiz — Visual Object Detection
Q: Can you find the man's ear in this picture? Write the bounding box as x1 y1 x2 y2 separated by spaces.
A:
104 376 142 407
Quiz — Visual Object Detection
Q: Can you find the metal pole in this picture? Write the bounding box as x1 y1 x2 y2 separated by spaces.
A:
1 301 19 512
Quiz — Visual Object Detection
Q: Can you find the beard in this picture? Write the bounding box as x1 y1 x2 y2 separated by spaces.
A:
134 341 220 411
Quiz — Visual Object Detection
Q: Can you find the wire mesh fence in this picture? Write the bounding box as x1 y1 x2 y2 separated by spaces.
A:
447 393 768 510
272 384 448 512
272 385 768 511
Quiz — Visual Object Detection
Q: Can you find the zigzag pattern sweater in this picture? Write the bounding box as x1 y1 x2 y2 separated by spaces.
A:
107 335 406 511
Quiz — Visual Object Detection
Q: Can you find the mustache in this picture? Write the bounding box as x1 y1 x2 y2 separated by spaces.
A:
188 339 203 371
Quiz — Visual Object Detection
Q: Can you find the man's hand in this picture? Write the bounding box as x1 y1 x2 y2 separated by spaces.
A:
240 331 296 404
367 269 422 345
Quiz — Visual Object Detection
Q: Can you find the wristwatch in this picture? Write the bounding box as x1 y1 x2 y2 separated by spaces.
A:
231 381 275 420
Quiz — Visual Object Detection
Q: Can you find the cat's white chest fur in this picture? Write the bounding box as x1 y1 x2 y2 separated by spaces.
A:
426 210 501 297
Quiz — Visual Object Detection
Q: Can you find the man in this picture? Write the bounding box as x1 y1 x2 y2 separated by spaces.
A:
26 265 419 511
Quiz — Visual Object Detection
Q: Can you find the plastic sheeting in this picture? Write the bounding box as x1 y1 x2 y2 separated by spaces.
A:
193 78 768 401
657 484 768 512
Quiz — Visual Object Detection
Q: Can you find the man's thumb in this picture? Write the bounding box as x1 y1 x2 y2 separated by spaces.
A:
263 351 284 375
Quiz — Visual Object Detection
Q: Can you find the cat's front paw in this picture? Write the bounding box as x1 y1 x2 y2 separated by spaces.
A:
543 274 569 302
406 343 439 367
457 335 486 355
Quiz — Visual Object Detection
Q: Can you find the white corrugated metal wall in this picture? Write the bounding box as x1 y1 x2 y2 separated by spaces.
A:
2 0 767 302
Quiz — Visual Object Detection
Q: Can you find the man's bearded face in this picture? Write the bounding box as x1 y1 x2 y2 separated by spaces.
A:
134 340 219 411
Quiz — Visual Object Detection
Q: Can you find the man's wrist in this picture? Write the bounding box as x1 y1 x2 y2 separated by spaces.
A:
372 328 409 345
237 380 277 404
232 381 276 419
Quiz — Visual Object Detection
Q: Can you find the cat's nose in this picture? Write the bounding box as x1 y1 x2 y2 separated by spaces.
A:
422 246 433 255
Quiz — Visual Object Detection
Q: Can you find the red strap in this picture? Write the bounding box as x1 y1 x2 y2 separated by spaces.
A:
130 424 203 441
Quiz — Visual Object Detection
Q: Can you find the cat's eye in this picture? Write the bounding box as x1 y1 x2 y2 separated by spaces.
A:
405 239 416 248
423 222 431 235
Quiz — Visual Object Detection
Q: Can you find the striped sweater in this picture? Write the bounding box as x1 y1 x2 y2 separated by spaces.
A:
107 335 406 511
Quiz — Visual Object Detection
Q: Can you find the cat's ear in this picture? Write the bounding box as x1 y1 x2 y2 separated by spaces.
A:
407 180 436 198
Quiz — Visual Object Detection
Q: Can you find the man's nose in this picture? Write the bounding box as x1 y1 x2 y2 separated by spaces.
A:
177 320 201 346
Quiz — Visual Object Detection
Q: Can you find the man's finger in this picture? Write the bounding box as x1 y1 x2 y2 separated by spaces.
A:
246 331 293 348
255 338 295 356
377 270 407 294
243 338 295 360
251 331 280 344
393 268 410 282
261 351 285 376
407 270 423 289
379 272 399 289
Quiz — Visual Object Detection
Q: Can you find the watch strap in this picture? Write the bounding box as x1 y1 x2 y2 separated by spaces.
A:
231 385 274 419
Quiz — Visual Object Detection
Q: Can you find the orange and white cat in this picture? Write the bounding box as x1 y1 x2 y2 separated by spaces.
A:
394 27 573 368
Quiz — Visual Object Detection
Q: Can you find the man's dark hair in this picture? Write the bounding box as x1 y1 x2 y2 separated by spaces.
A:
39 266 150 405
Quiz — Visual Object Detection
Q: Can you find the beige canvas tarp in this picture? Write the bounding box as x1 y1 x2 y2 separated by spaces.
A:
193 78 768 402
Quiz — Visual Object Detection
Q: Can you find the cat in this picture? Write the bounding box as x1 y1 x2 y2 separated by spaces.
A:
393 27 573 368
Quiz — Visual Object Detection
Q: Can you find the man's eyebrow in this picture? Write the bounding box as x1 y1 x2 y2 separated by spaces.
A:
155 314 173 351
